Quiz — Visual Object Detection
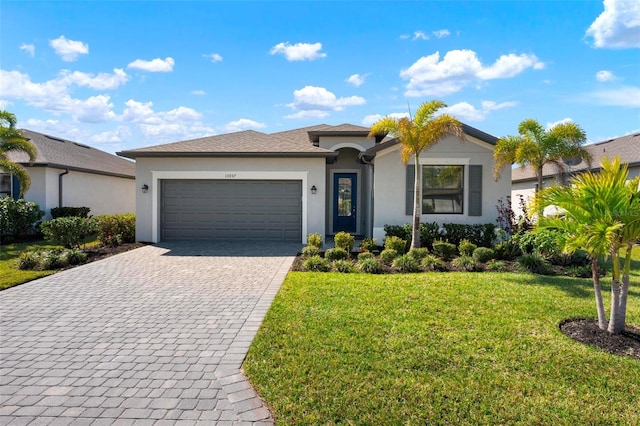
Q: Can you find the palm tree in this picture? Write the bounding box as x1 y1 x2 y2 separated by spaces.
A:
368 100 463 249
0 110 36 197
493 119 591 193
532 157 640 334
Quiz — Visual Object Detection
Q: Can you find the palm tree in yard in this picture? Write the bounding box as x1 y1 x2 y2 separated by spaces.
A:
368 100 463 249
0 110 36 197
493 118 592 194
532 157 640 334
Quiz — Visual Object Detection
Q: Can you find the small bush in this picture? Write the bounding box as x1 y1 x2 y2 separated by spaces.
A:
301 245 320 258
392 254 420 273
325 247 349 261
511 229 562 259
458 239 477 256
472 247 495 263
303 255 330 272
379 249 399 265
566 265 592 278
332 260 355 273
518 254 553 275
432 240 457 260
50 206 91 219
408 247 429 261
359 238 377 252
357 258 382 274
384 236 407 254
421 255 447 272
41 250 67 270
452 255 478 272
65 249 88 265
41 217 95 248
357 252 375 262
442 223 496 247
486 260 508 272
0 198 44 241
17 251 40 270
307 233 323 249
493 240 521 260
333 231 355 252
95 214 135 246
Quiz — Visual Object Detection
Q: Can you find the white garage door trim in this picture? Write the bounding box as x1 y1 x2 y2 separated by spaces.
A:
151 171 309 243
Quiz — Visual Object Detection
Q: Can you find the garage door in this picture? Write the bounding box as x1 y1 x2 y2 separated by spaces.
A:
161 180 302 241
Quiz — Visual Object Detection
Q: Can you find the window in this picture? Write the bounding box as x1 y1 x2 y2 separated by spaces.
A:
421 165 463 214
0 174 12 198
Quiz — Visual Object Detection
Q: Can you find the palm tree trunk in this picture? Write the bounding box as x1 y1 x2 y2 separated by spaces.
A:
591 257 607 330
412 154 421 249
607 252 623 334
615 245 633 334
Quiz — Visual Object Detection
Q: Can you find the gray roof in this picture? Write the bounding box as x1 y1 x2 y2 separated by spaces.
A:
512 132 640 182
8 130 135 178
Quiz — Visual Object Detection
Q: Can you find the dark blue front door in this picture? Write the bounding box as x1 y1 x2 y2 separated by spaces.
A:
333 173 357 233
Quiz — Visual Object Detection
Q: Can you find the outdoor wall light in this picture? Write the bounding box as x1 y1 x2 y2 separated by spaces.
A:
141 184 149 194
311 185 317 195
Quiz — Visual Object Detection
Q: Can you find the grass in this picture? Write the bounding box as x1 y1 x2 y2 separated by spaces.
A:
245 249 640 425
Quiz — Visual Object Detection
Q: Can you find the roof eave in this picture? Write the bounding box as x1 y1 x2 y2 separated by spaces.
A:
117 151 337 159
19 162 135 179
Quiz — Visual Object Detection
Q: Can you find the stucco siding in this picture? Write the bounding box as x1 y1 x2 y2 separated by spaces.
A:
134 157 326 243
318 136 374 152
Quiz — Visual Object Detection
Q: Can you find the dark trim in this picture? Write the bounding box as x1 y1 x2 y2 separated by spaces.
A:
19 163 135 180
117 151 338 160
58 169 69 207
308 130 370 144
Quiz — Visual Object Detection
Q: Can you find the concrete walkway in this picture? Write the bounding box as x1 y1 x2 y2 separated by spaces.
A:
0 241 300 425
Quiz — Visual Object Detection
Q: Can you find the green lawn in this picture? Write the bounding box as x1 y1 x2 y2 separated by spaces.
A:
245 251 640 425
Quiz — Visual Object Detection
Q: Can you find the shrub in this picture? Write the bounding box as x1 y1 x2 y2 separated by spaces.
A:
359 238 377 252
65 249 88 265
421 255 447 272
357 252 375 262
357 258 382 274
332 260 355 273
408 247 429 261
95 214 135 246
17 251 40 270
325 247 349 261
383 224 411 242
493 240 521 261
566 265 592 278
303 255 330 272
432 240 457 260
41 250 67 270
442 223 496 247
392 255 420 273
518 254 553 275
333 231 355 252
452 255 478 272
41 217 95 248
0 198 44 241
301 245 320 258
458 239 477 256
511 229 562 259
50 206 91 219
307 233 323 249
379 249 398 265
472 247 495 263
486 259 508 272
384 236 407 254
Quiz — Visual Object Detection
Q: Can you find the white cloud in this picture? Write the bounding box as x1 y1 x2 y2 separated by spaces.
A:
127 57 175 72
20 43 35 57
285 85 365 119
399 34 411 40
346 73 368 87
442 100 518 122
23 118 89 142
0 100 11 109
595 70 616 81
433 29 451 38
546 118 573 129
49 36 89 62
221 118 266 132
203 53 223 63
270 42 327 61
90 126 132 144
400 49 544 96
586 0 640 48
588 86 640 106
58 68 129 90
191 90 206 95
361 112 410 127
413 31 429 40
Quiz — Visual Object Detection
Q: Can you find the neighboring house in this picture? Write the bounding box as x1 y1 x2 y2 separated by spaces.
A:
117 123 511 244
2 129 136 218
511 132 640 217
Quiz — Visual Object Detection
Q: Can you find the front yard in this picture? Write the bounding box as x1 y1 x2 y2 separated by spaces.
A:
244 256 640 424
0 240 58 289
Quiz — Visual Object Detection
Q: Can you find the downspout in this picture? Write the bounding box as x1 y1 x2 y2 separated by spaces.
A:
58 169 69 207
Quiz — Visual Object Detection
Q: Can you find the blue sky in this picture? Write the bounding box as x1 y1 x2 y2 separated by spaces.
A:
1 0 639 154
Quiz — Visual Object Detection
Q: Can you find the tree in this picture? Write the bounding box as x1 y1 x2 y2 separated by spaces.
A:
493 119 591 193
532 157 640 334
368 100 463 249
0 110 36 197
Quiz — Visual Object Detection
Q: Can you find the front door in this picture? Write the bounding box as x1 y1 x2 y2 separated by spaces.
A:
333 173 357 233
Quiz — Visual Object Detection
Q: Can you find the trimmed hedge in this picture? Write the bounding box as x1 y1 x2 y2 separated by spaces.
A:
384 222 495 248
50 206 91 219
41 217 95 248
94 214 135 247
0 198 44 241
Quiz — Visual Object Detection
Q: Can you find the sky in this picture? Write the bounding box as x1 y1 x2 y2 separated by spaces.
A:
1 0 639 154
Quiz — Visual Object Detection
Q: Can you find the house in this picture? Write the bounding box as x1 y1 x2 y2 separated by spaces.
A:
117 123 511 244
511 132 640 216
2 130 136 218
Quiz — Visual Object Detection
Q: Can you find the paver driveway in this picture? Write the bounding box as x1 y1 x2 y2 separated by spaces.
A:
0 241 300 425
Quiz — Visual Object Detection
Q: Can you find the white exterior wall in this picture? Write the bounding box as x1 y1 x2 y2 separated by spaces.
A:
372 135 511 242
22 166 135 218
134 156 327 243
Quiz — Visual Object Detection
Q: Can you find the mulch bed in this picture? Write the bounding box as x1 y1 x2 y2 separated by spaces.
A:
559 318 640 359
83 242 147 263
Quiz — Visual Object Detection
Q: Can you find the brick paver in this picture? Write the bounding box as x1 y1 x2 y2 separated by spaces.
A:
1 241 298 425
